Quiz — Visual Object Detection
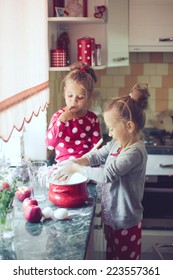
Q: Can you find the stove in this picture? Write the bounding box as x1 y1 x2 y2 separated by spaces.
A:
144 128 173 155
103 129 173 155
145 146 173 155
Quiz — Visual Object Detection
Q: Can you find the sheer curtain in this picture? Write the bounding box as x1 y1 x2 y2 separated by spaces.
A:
0 0 49 142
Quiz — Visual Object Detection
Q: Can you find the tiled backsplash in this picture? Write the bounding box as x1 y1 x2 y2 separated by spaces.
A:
48 52 173 128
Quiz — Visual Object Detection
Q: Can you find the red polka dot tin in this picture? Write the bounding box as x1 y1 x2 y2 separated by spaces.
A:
77 37 95 66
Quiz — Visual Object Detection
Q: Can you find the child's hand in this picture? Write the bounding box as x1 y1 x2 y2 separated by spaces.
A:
58 106 75 122
55 160 82 182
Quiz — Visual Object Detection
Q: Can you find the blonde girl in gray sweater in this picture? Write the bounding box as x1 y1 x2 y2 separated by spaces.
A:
56 83 150 260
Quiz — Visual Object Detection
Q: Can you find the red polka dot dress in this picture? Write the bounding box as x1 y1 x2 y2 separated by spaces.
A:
46 108 101 162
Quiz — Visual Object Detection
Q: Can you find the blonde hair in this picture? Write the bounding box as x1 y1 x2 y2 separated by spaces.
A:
104 83 150 132
62 62 97 97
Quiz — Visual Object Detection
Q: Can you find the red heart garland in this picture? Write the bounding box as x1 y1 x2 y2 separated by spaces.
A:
97 6 106 13
94 11 103 19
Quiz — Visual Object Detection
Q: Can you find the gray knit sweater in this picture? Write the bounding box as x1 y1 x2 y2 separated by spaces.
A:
81 140 148 230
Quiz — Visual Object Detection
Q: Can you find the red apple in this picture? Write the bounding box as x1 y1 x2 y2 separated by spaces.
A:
22 197 38 210
24 205 42 223
15 186 31 201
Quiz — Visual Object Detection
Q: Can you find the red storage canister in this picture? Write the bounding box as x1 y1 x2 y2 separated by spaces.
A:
77 37 95 66
51 49 67 67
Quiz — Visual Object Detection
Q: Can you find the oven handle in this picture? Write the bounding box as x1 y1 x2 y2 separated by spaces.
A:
145 187 173 193
160 164 173 168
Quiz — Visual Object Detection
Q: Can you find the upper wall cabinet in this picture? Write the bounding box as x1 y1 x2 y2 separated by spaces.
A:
47 0 129 71
129 0 173 52
106 0 129 66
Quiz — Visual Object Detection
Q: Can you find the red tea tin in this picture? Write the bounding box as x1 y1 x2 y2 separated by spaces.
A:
77 37 95 66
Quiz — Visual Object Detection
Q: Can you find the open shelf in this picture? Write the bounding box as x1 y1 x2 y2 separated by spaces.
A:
49 65 106 71
48 17 105 24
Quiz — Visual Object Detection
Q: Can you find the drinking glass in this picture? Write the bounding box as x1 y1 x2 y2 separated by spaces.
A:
28 161 47 201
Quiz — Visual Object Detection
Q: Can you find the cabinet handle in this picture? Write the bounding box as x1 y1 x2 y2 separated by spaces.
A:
160 163 173 168
112 57 128 62
159 37 173 42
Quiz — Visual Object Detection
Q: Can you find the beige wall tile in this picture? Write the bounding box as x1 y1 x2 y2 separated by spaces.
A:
155 88 168 112
129 53 138 63
148 102 157 119
149 53 163 63
106 88 120 98
119 87 131 96
118 65 131 75
97 88 114 100
156 88 168 98
163 76 173 87
131 63 144 75
156 99 168 113
168 88 173 110
106 67 119 75
146 104 157 127
125 76 138 88
163 53 173 63
137 53 150 63
95 69 106 76
144 64 156 75
156 64 168 75
100 76 113 87
168 64 173 75
149 76 162 88
148 88 156 100
112 76 125 87
137 75 150 84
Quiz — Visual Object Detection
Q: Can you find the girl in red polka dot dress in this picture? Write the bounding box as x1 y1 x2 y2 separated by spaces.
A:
46 62 101 163
56 83 150 260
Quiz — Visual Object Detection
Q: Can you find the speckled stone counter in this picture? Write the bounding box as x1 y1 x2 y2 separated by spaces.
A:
0 184 97 260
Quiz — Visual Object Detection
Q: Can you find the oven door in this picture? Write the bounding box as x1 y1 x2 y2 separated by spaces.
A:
142 175 173 230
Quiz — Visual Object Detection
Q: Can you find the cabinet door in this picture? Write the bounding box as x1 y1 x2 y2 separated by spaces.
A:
129 0 173 52
106 0 129 67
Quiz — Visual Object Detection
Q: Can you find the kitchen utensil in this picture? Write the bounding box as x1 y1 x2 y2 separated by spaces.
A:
48 139 103 207
90 138 103 152
48 172 88 208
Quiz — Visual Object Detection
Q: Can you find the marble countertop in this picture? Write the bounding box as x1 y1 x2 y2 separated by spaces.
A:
0 184 97 260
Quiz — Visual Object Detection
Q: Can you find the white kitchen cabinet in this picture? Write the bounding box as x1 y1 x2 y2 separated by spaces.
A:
106 0 129 66
47 0 129 71
129 0 173 52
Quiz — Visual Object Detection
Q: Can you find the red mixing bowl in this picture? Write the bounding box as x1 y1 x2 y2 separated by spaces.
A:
48 173 88 208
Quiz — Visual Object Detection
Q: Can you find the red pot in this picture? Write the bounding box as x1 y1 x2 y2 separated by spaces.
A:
48 177 88 208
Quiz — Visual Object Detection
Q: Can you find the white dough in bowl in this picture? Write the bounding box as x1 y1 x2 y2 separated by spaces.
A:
50 172 87 185
66 172 87 184
54 208 68 220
